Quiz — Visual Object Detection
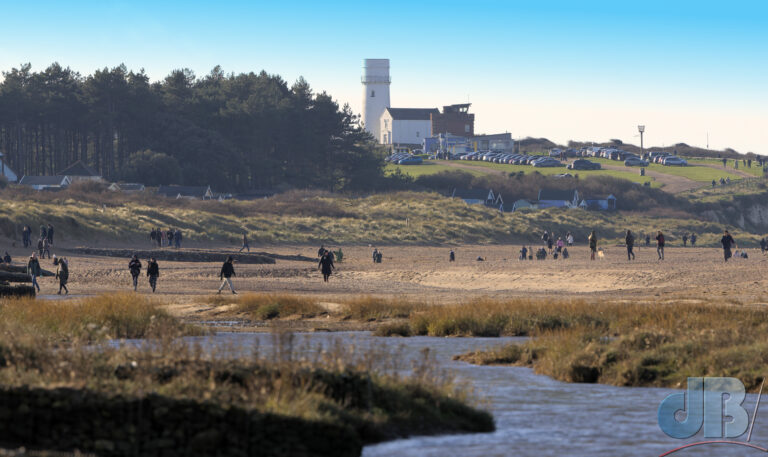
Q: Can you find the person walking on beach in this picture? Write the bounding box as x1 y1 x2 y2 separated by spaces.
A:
239 233 250 253
22 225 31 248
166 229 174 248
645 234 651 247
56 257 69 295
721 230 736 262
625 229 635 261
217 256 237 294
372 248 379 263
690 233 697 247
761 237 767 254
319 250 335 282
317 245 326 258
174 228 182 248
46 224 54 246
39 225 47 243
566 232 574 246
588 231 598 261
655 231 665 260
150 228 157 246
37 238 44 258
556 237 564 253
128 255 142 291
41 238 51 259
449 249 455 262
147 257 159 293
682 233 688 247
27 253 42 293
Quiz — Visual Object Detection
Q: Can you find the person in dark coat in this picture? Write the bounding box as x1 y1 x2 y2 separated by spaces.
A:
147 257 159 293
319 250 335 282
56 258 69 295
449 249 455 262
39 225 47 242
167 229 174 248
317 245 326 258
150 229 157 246
721 230 736 262
218 256 237 294
588 231 598 261
239 233 250 253
129 255 142 291
37 238 44 258
690 233 697 247
625 229 635 261
655 231 665 260
3 252 10 264
27 253 42 292
22 225 30 248
41 238 51 259
47 224 54 245
174 229 182 248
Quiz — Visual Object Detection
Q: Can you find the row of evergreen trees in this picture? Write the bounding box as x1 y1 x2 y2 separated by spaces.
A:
0 63 384 191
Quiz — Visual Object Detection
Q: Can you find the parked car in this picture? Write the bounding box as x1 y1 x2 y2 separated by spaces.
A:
533 158 563 168
624 157 649 167
567 159 601 170
398 156 423 165
662 156 688 166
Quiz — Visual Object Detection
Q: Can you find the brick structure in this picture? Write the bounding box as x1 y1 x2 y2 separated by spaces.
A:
431 104 475 137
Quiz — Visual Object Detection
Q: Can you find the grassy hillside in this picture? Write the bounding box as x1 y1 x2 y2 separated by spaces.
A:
1 188 764 247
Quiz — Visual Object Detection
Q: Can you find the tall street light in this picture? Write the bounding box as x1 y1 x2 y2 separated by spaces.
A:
638 125 646 158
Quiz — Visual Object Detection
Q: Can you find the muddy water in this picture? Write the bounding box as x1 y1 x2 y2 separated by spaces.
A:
170 332 768 457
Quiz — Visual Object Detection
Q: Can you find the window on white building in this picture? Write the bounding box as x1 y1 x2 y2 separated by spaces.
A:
464 124 470 133
371 90 375 97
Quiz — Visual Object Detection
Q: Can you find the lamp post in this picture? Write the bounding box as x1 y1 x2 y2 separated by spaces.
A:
638 125 645 159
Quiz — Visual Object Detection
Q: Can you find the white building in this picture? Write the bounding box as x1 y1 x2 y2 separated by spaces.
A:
380 108 438 145
361 59 391 142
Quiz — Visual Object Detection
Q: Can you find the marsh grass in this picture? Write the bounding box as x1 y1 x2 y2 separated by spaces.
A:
0 326 493 444
232 294 326 320
450 299 768 391
0 293 200 342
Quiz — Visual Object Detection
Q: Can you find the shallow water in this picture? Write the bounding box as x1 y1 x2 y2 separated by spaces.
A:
159 332 768 457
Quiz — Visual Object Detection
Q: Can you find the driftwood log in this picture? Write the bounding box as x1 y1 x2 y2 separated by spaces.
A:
0 284 35 298
0 264 55 277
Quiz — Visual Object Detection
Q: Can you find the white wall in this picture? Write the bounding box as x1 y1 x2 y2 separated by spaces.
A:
380 112 431 145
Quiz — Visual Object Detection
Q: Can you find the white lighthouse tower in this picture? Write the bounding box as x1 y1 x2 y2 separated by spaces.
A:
361 59 390 143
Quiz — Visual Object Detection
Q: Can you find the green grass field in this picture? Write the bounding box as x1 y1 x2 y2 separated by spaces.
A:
687 158 765 178
387 160 660 186
385 162 488 178
585 157 745 182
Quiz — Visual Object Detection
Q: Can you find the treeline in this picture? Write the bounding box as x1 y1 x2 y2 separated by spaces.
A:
0 63 384 191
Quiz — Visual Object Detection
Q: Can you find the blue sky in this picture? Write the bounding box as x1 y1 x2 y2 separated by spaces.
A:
1 0 766 152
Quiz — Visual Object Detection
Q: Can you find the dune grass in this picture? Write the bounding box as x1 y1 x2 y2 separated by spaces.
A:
0 188 762 247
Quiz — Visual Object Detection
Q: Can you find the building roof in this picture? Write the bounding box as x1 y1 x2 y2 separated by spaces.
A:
470 133 512 141
385 108 439 120
157 185 212 198
452 188 493 200
19 176 70 186
538 189 578 201
56 161 100 177
109 182 145 192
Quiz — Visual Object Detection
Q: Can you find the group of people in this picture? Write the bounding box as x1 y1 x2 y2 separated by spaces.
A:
712 177 732 187
149 228 183 248
24 252 70 295
540 230 575 253
22 224 55 259
519 244 570 261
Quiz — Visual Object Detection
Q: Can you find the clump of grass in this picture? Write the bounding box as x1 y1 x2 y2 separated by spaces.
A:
373 321 412 337
0 293 199 341
343 296 425 320
232 294 325 320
